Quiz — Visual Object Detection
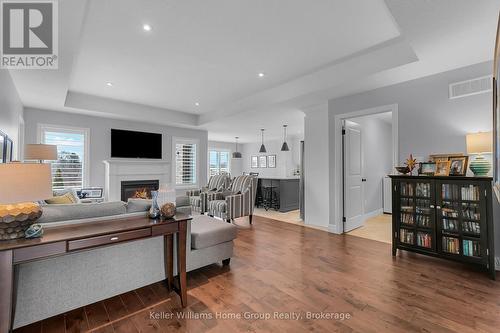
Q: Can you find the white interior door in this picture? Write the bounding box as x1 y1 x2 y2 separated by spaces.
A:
343 121 365 232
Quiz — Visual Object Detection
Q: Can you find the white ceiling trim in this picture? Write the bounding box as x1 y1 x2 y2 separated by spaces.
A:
64 91 199 127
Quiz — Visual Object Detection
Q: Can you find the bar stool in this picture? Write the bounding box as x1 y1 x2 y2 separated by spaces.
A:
262 184 278 211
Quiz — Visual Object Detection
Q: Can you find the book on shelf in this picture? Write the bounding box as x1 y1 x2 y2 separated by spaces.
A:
417 232 432 248
401 183 414 196
461 185 480 201
400 229 414 244
462 202 480 220
463 240 481 257
400 213 414 225
462 221 480 234
442 219 458 232
442 236 459 254
442 184 460 201
416 182 430 197
417 214 431 227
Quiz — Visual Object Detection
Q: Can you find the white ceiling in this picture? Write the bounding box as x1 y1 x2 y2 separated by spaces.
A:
70 0 399 114
7 0 500 143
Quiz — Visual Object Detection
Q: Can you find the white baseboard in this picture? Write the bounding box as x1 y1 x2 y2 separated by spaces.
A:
363 208 384 220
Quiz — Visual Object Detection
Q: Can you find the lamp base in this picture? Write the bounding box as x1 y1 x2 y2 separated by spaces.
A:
0 202 42 240
469 155 491 176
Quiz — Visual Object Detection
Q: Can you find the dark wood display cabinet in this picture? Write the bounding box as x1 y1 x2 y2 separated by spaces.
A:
390 175 496 279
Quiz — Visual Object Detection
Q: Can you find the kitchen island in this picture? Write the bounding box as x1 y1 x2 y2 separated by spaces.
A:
257 177 300 212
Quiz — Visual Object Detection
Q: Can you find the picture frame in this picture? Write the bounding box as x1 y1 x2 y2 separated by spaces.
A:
259 155 267 168
251 156 258 168
429 153 464 163
448 156 469 176
435 161 451 176
78 188 103 199
267 155 276 168
418 162 436 176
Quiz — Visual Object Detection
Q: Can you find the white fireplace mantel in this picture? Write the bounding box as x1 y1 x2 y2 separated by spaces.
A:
103 159 171 201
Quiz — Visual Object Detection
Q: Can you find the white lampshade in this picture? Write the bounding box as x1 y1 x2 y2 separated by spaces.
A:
466 132 493 154
0 163 53 204
24 144 58 161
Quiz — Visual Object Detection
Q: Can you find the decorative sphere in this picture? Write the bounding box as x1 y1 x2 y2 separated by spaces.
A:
161 202 176 218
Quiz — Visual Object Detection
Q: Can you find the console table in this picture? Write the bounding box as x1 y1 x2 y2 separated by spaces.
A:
0 214 192 333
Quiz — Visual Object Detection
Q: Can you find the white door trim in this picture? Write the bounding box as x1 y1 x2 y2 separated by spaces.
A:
333 103 398 234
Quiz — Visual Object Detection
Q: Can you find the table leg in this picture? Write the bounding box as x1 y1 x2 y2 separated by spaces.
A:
0 250 14 333
176 221 188 307
164 234 174 290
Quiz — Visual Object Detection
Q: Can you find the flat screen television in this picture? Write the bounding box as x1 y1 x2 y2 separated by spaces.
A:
111 129 162 159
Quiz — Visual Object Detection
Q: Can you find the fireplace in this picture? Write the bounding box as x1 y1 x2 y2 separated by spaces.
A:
121 180 159 202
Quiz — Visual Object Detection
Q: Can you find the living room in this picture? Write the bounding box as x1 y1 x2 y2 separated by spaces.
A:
1 1 500 332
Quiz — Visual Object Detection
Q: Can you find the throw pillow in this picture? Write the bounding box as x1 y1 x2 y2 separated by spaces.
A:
45 192 78 204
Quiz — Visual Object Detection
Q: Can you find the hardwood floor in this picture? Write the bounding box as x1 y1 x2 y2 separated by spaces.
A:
14 215 500 333
346 213 392 244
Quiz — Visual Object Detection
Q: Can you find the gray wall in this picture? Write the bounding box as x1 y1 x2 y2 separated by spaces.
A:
240 136 302 178
0 70 23 159
327 61 499 263
349 116 392 214
208 140 243 177
24 108 208 193
329 61 492 161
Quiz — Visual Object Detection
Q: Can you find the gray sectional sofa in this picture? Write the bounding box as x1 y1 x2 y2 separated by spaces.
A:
13 197 237 329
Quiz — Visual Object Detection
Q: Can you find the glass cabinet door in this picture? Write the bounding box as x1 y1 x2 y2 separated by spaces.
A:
396 180 435 250
436 181 486 260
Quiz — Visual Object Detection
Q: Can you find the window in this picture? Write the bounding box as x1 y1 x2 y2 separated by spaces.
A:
39 125 89 191
209 150 230 177
175 140 197 186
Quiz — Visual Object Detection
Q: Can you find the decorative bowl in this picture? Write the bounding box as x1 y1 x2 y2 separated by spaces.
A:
395 166 410 174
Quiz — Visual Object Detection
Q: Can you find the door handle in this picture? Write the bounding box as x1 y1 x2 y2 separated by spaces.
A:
361 178 367 182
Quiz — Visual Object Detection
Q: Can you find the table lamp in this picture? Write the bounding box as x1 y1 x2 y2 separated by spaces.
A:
0 163 52 240
24 144 57 163
466 131 493 176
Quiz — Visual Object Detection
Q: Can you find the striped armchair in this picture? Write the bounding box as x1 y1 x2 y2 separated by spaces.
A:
207 175 258 224
186 174 231 213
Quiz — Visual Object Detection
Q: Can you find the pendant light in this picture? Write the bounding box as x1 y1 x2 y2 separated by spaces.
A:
232 137 242 158
281 125 290 151
259 129 267 153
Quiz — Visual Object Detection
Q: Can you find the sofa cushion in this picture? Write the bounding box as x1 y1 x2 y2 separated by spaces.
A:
127 199 151 213
39 201 127 223
190 215 237 250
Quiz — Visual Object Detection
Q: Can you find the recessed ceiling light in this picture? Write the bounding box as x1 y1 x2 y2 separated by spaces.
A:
106 82 113 87
195 102 200 106
258 72 265 78
143 24 152 31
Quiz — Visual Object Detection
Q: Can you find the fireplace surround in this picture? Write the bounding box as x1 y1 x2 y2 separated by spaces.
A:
103 160 170 202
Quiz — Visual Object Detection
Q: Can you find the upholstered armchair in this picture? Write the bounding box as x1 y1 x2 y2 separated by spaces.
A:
207 175 258 224
186 174 231 213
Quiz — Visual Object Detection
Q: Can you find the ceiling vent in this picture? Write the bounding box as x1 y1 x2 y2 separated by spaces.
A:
449 75 492 99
